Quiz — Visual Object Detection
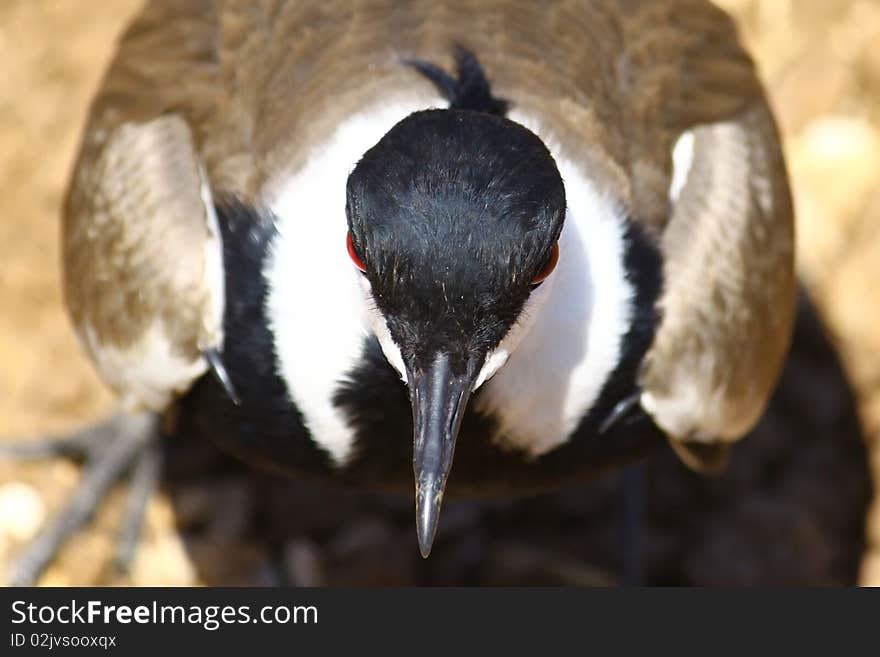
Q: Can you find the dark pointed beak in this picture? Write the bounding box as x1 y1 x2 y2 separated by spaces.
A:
407 352 479 558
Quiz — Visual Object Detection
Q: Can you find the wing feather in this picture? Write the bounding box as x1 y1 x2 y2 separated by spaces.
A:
596 2 797 469
63 2 223 410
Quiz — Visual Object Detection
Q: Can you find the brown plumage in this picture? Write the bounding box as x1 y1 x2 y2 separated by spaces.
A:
63 0 795 468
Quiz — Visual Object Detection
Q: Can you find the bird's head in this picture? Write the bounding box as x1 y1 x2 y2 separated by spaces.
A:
345 108 565 555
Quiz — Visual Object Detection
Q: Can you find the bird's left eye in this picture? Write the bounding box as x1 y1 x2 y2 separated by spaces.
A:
346 232 367 273
531 242 559 285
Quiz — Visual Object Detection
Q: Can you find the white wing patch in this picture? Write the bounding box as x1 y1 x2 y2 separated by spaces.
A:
83 323 207 412
264 95 441 466
669 130 695 202
198 165 226 350
474 111 635 457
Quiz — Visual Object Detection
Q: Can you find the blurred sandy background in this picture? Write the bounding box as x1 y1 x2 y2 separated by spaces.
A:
0 0 877 585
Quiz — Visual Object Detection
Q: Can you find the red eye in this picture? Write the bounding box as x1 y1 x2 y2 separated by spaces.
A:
532 242 559 285
347 232 367 273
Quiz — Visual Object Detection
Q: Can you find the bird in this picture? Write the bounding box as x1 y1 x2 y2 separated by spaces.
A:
3 0 795 585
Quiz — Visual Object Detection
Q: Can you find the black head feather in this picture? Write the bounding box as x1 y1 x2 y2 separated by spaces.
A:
346 108 565 374
405 46 510 116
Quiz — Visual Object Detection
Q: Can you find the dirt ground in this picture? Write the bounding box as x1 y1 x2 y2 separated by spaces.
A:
0 0 878 585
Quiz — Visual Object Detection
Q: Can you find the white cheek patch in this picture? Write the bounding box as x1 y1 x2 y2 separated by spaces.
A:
263 95 441 466
360 277 407 382
364 280 550 393
473 279 554 389
474 348 510 389
474 111 634 457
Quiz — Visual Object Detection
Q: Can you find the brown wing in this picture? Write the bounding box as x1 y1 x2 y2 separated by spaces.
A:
63 1 224 410
619 2 797 470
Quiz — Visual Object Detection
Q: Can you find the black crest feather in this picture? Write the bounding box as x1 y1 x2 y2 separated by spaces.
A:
405 46 510 116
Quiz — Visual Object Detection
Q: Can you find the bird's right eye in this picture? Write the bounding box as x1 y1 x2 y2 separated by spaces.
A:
346 232 367 273
531 242 559 286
